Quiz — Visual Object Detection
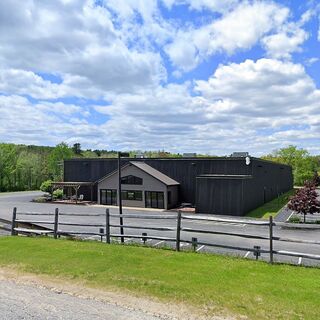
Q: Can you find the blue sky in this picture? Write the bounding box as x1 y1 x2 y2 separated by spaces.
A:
0 0 320 155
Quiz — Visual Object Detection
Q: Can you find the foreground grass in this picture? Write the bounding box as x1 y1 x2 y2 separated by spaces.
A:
0 237 319 319
246 189 295 219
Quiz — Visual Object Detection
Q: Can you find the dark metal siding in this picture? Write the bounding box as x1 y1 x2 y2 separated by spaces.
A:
196 178 243 216
64 157 293 215
64 157 252 204
242 159 293 213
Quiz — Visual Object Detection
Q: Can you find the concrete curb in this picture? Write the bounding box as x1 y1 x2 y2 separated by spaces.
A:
279 224 320 230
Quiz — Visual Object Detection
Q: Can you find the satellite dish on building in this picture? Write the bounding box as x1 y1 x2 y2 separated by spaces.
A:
245 156 251 165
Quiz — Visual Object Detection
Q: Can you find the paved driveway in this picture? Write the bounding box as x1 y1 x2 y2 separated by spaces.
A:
0 191 319 267
0 278 166 320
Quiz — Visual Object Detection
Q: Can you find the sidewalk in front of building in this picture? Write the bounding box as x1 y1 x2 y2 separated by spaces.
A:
274 206 293 222
275 188 320 223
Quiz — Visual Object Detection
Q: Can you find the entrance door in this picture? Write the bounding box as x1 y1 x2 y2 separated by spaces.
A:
145 191 164 209
100 189 117 205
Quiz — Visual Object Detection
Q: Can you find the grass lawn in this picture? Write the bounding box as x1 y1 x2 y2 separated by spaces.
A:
246 189 295 219
0 237 319 319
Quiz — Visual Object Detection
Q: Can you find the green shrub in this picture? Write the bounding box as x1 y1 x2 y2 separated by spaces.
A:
32 196 47 203
53 188 63 199
40 180 53 193
288 216 300 223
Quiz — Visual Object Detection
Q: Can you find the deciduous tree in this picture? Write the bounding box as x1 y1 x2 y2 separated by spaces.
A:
288 182 320 223
262 146 319 186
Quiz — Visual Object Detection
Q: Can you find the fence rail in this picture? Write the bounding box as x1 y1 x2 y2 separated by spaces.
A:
10 207 320 264
15 220 55 225
59 213 106 217
275 221 320 229
16 212 54 216
182 215 270 225
109 213 177 219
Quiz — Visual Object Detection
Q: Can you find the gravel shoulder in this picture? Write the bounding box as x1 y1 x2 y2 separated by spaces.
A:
0 268 233 320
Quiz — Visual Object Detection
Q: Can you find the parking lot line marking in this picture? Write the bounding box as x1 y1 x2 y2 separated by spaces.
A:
196 245 205 252
140 238 153 243
180 243 190 247
85 236 99 241
190 221 245 227
298 257 302 265
154 240 164 246
244 251 251 258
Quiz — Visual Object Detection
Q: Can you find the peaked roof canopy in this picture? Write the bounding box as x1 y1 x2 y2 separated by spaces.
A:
129 161 179 186
98 161 180 186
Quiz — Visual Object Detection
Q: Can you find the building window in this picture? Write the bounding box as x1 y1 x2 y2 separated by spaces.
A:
121 175 143 185
121 190 143 201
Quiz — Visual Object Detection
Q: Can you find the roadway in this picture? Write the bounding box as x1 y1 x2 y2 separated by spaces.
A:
0 191 319 267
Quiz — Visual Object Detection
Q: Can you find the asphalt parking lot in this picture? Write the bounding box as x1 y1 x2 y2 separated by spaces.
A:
0 191 319 267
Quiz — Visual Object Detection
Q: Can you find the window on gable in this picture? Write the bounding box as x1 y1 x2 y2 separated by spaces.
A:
121 175 143 185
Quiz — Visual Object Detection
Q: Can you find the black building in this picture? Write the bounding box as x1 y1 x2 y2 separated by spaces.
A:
63 156 293 216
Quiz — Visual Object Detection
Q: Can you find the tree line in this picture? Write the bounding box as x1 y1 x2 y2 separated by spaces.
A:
0 142 186 192
0 142 319 192
261 145 320 186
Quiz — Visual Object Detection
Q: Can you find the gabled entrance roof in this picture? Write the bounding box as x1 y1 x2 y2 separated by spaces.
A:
98 161 180 186
130 161 179 186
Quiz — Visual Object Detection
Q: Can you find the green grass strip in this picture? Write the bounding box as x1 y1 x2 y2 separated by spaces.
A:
0 237 319 319
246 189 295 219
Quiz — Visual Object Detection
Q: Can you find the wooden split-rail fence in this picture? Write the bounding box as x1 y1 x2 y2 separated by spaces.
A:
10 207 320 264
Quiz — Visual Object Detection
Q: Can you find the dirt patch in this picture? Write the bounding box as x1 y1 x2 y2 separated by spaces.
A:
0 267 237 320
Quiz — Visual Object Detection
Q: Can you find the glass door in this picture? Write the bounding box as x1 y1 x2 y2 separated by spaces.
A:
101 189 117 205
145 191 164 209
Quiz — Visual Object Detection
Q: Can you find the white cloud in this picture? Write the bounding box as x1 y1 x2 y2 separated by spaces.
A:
188 0 237 12
0 69 62 99
0 1 319 155
0 0 166 94
164 2 313 71
0 69 106 100
195 59 319 117
161 0 239 13
0 95 101 146
194 59 320 152
205 1 288 54
261 27 308 59
261 8 313 59
88 59 320 154
164 36 199 72
165 1 289 71
1 58 320 154
306 58 319 66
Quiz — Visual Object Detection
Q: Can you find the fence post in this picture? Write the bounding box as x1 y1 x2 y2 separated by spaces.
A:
176 210 181 251
269 215 273 264
99 228 104 242
142 232 147 245
105 209 110 244
192 237 198 252
254 246 261 260
11 207 17 236
54 208 59 239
